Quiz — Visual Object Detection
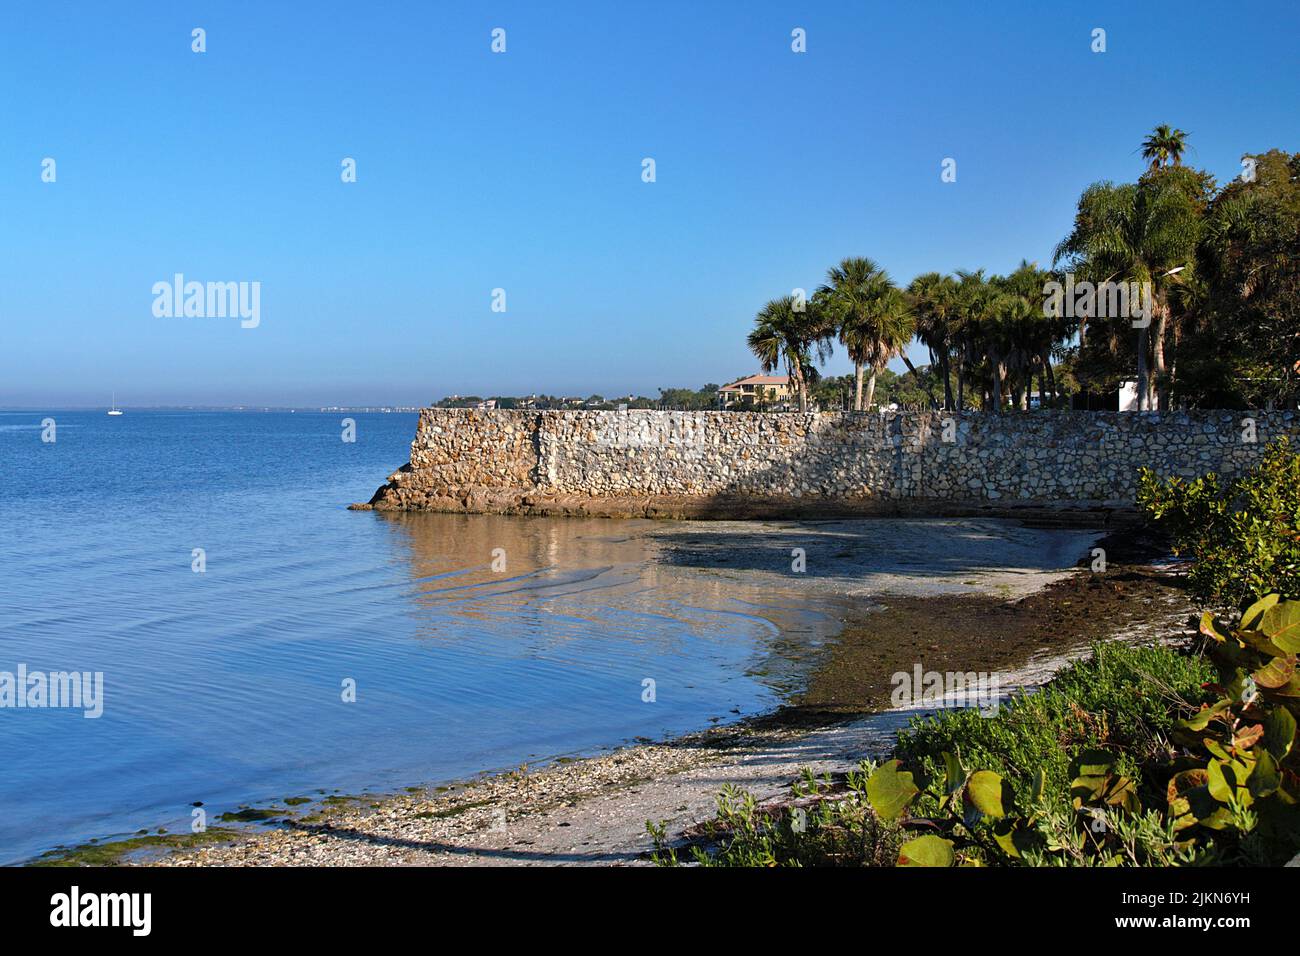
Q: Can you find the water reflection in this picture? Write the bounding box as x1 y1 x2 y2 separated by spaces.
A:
376 513 848 697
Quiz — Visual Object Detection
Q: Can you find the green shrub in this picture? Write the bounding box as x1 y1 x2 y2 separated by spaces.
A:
1182 595 1300 865
876 600 1300 867
878 606 1300 867
862 748 1211 867
1138 438 1300 609
648 766 906 867
660 641 1219 867
895 641 1213 812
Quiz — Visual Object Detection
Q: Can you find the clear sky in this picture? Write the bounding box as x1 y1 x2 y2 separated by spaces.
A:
2 1 1297 407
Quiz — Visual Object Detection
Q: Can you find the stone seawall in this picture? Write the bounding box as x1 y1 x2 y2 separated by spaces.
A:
355 408 1299 521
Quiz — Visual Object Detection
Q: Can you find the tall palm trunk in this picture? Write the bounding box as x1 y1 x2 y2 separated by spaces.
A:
1136 326 1150 411
956 352 965 411
863 369 879 411
1041 348 1057 404
1152 295 1169 411
987 345 1003 416
785 359 806 413
853 362 865 411
1169 316 1183 410
942 349 954 410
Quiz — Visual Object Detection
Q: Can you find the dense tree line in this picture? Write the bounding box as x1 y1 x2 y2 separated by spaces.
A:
747 128 1300 413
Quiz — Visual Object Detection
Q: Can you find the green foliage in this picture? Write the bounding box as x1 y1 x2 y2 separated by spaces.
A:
747 295 834 413
882 643 1232 866
655 385 722 410
857 746 1205 866
1053 171 1203 411
895 641 1213 812
664 605 1300 867
1047 138 1299 410
839 639 1234 866
1140 124 1189 172
1138 438 1300 609
898 833 955 866
810 368 958 411
814 257 915 411
939 264 1069 414
1180 596 1300 863
648 767 905 867
1190 150 1300 409
863 759 918 820
658 642 1219 867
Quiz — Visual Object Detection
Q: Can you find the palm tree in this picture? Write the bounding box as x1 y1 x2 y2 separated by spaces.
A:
855 287 916 411
907 272 959 409
951 268 1045 414
746 295 831 412
951 270 996 412
816 257 886 410
816 258 916 411
1054 180 1200 410
1141 124 1189 171
997 261 1070 410
977 287 1016 414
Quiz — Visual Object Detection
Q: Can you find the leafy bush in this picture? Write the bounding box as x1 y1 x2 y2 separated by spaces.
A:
1184 595 1300 864
895 641 1213 812
649 767 906 867
1138 438 1300 609
870 600 1300 866
860 748 1209 867
657 641 1221 867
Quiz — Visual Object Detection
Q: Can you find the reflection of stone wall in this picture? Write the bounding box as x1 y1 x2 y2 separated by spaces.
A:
356 408 1300 520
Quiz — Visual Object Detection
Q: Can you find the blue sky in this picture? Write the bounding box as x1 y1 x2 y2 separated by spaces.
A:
2 1 1297 407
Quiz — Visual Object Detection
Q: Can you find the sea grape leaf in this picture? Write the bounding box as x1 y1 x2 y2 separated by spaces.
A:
897 834 955 867
1262 601 1300 653
866 760 918 821
1241 594 1280 631
966 770 1010 819
1262 707 1297 760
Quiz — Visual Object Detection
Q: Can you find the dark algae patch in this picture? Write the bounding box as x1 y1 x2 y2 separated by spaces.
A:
777 528 1189 723
32 828 238 867
219 807 283 823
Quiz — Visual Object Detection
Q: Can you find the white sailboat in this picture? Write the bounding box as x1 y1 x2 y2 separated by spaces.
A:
108 392 123 416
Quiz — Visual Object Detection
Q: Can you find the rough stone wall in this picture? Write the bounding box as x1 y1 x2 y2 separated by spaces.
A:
358 408 1299 520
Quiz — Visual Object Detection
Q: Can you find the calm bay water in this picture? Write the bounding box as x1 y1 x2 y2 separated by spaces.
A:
0 410 837 863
